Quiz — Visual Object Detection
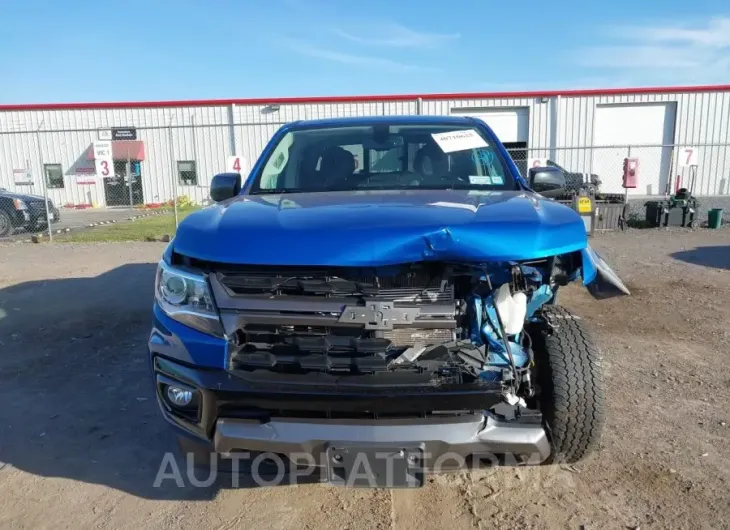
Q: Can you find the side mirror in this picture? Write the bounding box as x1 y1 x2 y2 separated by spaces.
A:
210 172 241 202
528 166 566 198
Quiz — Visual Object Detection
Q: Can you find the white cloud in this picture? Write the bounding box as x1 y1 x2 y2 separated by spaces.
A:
279 38 440 73
576 16 730 84
333 23 459 48
639 16 730 47
576 45 700 69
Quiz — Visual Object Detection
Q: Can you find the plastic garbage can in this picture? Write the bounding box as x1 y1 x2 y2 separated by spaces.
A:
708 208 723 229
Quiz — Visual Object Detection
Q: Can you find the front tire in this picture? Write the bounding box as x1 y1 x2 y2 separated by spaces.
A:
533 306 605 463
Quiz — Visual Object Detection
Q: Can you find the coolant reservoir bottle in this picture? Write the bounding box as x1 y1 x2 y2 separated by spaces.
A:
495 284 527 335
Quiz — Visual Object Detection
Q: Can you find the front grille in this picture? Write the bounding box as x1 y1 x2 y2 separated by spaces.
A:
217 267 453 303
231 326 393 372
217 263 459 378
28 199 51 211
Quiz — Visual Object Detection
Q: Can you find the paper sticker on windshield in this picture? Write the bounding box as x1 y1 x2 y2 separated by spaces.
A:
491 176 504 185
431 129 488 153
469 175 492 185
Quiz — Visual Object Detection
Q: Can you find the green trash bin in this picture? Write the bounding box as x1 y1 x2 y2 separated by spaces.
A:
708 208 723 229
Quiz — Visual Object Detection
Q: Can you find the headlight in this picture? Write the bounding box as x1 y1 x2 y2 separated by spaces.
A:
155 260 223 337
160 273 188 305
13 199 27 210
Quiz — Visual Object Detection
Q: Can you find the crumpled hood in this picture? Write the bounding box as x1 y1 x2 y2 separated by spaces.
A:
173 189 588 266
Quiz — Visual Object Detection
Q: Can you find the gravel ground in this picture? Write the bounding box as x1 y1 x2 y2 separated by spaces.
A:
1 229 729 530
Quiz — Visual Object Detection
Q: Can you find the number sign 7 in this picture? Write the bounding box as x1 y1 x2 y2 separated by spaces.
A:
678 147 698 167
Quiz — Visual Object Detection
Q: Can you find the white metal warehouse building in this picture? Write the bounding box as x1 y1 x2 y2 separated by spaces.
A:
1 84 729 208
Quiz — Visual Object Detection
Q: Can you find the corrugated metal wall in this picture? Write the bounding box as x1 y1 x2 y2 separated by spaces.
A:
423 96 551 149
1 90 729 206
553 91 730 195
0 106 232 206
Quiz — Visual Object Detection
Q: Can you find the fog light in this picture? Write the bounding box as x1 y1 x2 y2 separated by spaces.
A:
166 385 194 407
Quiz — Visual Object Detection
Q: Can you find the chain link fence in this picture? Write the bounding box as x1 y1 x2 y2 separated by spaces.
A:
1 120 729 241
506 144 730 198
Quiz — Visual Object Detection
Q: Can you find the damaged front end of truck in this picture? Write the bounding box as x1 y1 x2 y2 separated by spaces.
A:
154 239 627 472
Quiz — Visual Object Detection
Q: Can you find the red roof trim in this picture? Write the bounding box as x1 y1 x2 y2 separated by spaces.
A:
1 85 729 111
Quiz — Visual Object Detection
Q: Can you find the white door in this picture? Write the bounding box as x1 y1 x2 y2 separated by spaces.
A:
451 108 530 144
593 103 676 195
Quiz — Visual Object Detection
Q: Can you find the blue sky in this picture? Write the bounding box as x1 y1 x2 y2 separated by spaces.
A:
1 0 729 103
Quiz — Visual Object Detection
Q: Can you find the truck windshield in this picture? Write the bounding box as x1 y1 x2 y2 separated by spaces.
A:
249 123 517 194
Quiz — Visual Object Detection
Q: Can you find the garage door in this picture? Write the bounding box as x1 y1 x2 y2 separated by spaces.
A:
450 107 529 144
593 103 676 195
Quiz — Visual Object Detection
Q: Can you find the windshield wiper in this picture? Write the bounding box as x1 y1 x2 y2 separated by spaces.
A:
400 184 481 191
249 188 306 195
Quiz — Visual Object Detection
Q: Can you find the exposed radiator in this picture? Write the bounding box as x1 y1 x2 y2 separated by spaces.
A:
217 267 454 304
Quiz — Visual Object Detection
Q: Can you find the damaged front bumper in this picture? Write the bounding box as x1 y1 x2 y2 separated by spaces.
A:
213 414 550 471
150 345 551 475
581 246 630 299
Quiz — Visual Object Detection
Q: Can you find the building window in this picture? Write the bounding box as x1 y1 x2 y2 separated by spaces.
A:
44 164 64 189
177 161 198 185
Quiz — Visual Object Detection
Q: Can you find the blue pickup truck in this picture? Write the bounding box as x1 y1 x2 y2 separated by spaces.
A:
149 115 628 487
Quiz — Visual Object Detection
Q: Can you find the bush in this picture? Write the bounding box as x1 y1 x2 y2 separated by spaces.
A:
173 195 195 209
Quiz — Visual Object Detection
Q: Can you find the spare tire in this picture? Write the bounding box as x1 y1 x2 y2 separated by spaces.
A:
532 305 605 463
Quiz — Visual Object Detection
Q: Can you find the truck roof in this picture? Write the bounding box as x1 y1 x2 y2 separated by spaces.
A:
287 115 476 129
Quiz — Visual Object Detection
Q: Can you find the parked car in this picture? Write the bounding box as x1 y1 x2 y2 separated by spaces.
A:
546 160 601 195
0 188 60 236
149 116 629 487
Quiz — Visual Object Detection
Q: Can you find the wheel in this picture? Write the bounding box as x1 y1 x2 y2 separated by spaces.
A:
620 203 631 231
531 306 605 463
689 220 699 229
0 210 13 237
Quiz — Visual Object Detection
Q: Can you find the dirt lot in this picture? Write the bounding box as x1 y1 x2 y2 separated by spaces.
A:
1 229 729 530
